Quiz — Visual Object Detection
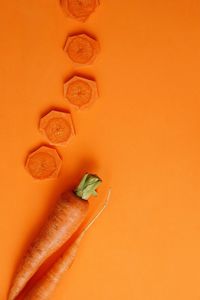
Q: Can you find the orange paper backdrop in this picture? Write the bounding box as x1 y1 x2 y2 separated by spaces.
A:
1 1 200 299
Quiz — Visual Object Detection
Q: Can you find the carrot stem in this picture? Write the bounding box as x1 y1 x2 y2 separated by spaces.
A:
74 173 102 200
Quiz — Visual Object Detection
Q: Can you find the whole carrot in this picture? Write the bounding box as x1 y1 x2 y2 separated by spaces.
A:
8 173 102 300
24 191 110 300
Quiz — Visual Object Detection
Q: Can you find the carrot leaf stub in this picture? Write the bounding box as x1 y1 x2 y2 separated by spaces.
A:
74 173 102 200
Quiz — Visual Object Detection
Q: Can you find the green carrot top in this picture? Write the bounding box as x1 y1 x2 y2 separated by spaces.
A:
74 173 102 200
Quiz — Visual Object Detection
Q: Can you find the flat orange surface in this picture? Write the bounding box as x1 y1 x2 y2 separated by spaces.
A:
1 1 200 299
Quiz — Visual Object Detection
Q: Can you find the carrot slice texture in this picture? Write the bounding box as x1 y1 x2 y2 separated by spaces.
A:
64 34 100 65
64 76 98 109
39 110 75 146
26 146 62 180
66 80 92 106
61 0 100 22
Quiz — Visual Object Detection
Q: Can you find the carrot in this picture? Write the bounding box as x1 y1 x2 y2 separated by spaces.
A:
25 146 62 180
64 34 100 65
64 76 98 109
39 110 75 146
8 173 102 300
24 190 110 300
60 0 100 22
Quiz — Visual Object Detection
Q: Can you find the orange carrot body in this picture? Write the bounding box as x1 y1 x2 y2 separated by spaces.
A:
24 189 110 300
8 192 89 300
24 234 82 300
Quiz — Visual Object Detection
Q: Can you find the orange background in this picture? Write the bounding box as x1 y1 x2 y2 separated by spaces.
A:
1 1 200 299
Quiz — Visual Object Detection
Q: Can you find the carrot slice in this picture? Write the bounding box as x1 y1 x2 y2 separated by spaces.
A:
64 34 100 65
64 76 98 109
61 0 100 22
25 146 62 180
39 110 75 146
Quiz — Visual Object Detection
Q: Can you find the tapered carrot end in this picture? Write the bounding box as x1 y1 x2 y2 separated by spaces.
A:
7 294 13 300
7 287 19 300
60 0 100 22
39 110 75 146
25 146 62 180
64 76 99 110
64 34 100 65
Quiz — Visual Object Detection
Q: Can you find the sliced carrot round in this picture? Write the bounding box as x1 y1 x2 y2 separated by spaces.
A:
27 152 56 179
61 0 99 22
45 118 71 144
39 110 75 146
67 36 94 64
65 34 99 65
64 76 99 109
66 79 92 107
68 0 96 18
26 146 62 180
